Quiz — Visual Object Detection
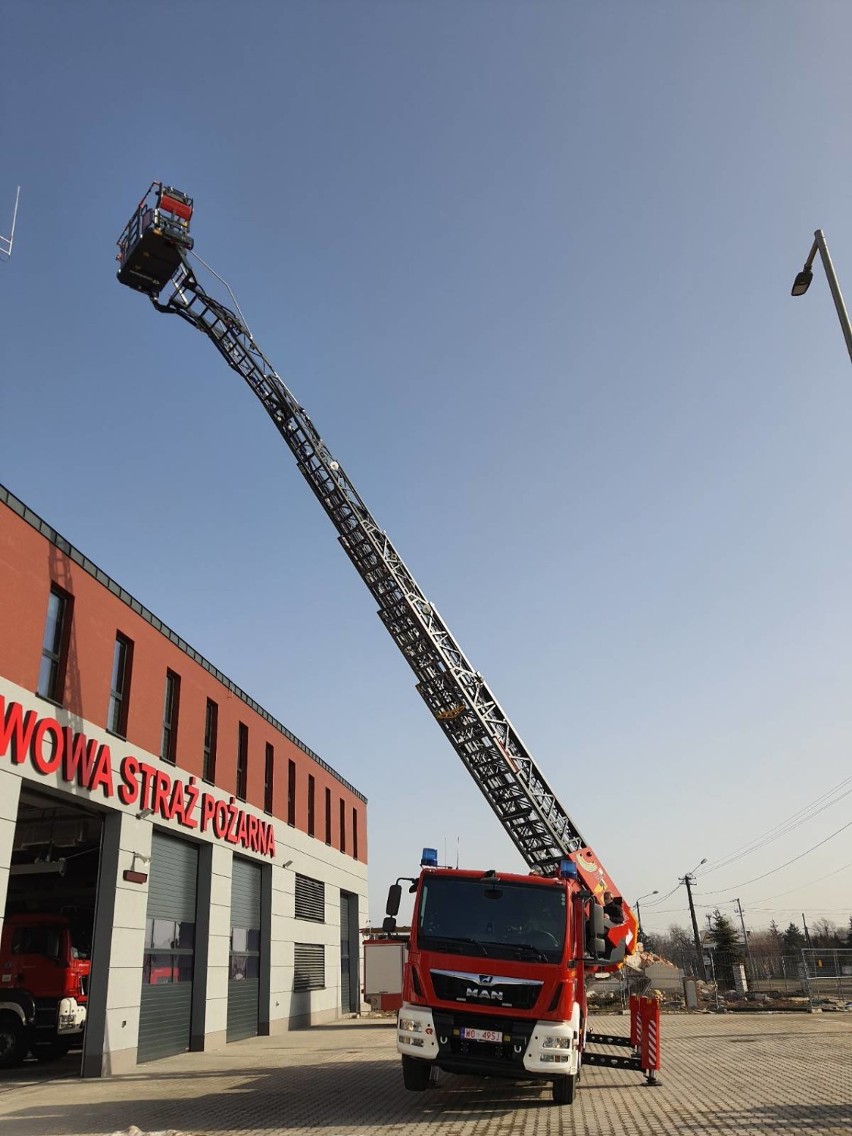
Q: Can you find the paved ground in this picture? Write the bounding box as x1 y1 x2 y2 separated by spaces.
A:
0 1011 850 1136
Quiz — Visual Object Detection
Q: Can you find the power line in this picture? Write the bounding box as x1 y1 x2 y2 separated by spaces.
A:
699 773 852 878
697 816 852 895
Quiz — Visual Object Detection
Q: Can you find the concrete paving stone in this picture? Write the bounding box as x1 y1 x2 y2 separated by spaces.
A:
0 1012 850 1136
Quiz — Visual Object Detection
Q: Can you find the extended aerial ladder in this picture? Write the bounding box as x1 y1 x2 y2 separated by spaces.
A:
116 183 632 919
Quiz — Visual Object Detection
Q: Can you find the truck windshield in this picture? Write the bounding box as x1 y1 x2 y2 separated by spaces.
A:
416 876 567 963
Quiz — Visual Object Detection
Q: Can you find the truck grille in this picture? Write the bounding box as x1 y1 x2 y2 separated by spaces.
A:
430 969 542 1010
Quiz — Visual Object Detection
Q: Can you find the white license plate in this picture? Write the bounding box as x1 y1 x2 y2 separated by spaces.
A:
460 1027 502 1043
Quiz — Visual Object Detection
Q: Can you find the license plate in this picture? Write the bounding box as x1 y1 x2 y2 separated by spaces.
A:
460 1027 502 1043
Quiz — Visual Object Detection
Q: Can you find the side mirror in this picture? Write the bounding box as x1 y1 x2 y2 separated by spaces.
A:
386 883 402 918
382 915 397 934
585 903 606 959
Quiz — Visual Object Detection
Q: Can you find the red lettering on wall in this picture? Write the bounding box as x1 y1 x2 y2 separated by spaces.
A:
118 755 140 805
89 744 115 797
63 728 99 786
0 696 38 764
31 718 64 774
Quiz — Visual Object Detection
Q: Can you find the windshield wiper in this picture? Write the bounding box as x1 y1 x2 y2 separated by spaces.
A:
511 943 549 962
420 935 491 956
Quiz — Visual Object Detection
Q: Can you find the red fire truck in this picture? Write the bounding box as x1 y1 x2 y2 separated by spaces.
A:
0 913 89 1067
384 852 644 1104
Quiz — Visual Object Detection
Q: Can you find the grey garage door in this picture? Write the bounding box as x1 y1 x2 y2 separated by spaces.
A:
227 856 262 1042
138 833 199 1063
340 891 359 1014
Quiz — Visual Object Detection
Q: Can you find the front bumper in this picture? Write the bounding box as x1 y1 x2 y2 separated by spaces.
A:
396 1003 580 1078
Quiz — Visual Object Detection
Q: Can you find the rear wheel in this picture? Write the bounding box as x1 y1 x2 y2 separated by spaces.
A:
0 1016 28 1069
402 1055 431 1091
552 1072 577 1105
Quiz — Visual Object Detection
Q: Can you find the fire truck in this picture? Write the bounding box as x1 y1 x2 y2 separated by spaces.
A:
0 913 89 1067
116 184 660 1104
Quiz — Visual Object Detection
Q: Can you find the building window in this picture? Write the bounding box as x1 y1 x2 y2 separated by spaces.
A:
287 760 296 826
37 586 71 703
143 918 195 985
307 775 316 837
339 798 346 854
325 787 332 845
264 744 274 814
236 723 249 802
295 874 325 922
352 807 359 860
203 699 218 783
230 924 260 982
161 670 180 764
107 633 133 738
294 943 325 991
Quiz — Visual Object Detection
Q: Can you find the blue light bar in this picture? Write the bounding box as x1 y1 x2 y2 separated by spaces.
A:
421 847 439 867
559 858 578 880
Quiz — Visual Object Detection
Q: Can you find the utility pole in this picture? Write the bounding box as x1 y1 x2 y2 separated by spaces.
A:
734 898 751 962
802 913 812 949
680 859 707 981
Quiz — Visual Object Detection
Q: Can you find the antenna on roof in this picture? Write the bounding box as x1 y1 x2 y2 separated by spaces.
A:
0 187 21 259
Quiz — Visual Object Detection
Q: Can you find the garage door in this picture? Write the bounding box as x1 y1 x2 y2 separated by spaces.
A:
137 833 199 1063
227 856 262 1042
340 891 359 1014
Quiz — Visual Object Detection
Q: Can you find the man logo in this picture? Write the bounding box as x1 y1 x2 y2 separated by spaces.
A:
465 986 504 1001
479 975 493 984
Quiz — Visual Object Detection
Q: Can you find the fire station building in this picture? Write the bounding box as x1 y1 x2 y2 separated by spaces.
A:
0 483 368 1076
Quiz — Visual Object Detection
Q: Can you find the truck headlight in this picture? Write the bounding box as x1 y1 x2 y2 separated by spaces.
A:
398 1017 423 1033
541 1035 571 1049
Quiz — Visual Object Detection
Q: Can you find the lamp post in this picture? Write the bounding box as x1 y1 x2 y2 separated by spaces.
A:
680 858 708 981
634 890 658 944
791 229 852 365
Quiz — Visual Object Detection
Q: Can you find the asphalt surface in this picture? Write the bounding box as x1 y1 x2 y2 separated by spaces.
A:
0 1011 850 1136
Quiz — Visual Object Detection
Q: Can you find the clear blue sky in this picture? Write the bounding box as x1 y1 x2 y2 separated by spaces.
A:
3 2 852 935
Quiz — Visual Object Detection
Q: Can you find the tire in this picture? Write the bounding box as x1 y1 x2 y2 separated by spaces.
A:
31 1038 74 1062
552 1072 577 1105
402 1055 431 1091
0 1016 28 1069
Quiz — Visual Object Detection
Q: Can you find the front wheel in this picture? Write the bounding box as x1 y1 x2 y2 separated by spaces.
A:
0 1016 28 1069
552 1072 577 1105
402 1055 431 1091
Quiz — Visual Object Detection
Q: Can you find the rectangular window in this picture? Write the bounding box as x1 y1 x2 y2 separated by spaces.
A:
143 917 195 985
264 743 274 814
203 699 218 782
37 586 71 703
287 760 296 826
229 924 261 982
307 775 316 837
161 669 180 764
325 787 332 845
293 943 325 991
352 807 359 860
339 798 346 854
107 633 133 738
236 722 249 802
295 874 325 922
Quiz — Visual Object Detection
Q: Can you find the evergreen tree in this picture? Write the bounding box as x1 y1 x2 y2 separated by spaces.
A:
781 922 805 953
707 910 741 989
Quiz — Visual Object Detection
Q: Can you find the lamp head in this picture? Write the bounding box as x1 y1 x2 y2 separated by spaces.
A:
792 268 813 297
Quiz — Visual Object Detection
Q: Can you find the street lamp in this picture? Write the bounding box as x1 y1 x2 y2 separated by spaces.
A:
791 229 852 365
634 890 659 944
680 858 708 981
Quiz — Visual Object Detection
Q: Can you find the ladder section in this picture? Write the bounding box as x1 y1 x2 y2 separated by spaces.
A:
155 261 587 874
